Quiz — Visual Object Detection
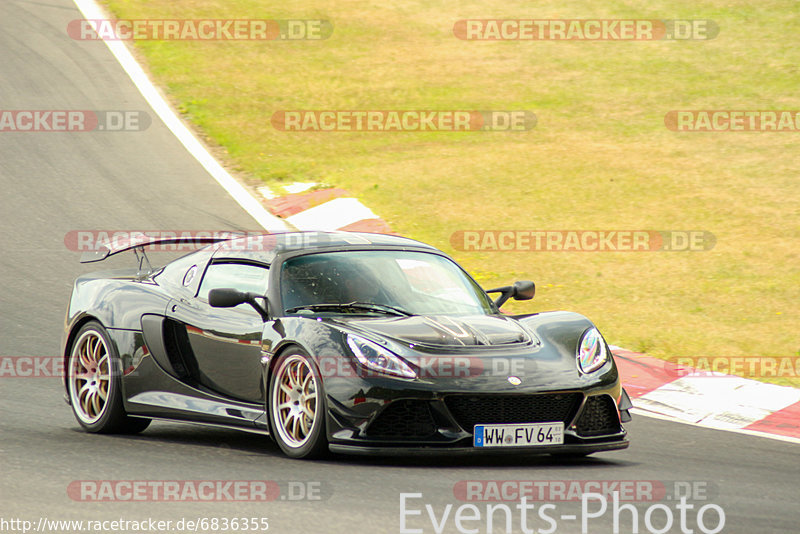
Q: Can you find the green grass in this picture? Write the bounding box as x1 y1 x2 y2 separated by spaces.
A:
102 0 800 387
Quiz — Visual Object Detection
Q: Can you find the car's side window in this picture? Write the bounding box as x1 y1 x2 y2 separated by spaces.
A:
197 262 269 301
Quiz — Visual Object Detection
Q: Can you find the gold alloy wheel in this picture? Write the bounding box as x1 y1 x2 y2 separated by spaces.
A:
68 329 111 424
272 355 318 448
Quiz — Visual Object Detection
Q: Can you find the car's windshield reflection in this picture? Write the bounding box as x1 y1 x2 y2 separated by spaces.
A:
280 250 494 316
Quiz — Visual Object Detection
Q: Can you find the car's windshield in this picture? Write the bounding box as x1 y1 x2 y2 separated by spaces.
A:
280 250 495 316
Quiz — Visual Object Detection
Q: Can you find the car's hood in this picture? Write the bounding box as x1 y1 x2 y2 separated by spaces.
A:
332 314 533 347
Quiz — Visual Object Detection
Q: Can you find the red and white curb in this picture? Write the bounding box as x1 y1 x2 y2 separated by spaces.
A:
612 347 800 443
257 184 393 233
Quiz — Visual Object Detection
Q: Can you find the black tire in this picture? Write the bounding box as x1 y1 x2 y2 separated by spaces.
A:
268 348 328 459
66 321 150 434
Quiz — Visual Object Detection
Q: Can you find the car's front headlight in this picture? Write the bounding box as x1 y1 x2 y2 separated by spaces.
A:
346 335 417 379
577 327 608 374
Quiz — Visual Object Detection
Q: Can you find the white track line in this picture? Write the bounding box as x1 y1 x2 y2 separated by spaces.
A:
631 408 800 445
72 0 289 233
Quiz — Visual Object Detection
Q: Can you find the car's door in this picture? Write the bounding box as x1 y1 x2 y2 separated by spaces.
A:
167 260 269 403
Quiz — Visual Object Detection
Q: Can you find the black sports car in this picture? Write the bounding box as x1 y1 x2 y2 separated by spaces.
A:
62 231 631 458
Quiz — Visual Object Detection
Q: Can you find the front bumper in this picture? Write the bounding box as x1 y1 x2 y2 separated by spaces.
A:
329 439 629 456
324 384 629 454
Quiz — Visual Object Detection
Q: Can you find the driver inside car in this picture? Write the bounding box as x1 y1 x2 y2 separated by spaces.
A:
340 273 382 304
282 256 388 309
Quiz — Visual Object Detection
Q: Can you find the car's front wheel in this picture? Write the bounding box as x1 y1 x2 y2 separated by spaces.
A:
67 321 150 434
268 349 327 459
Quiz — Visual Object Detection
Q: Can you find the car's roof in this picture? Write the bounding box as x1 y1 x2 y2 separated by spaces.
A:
211 231 437 263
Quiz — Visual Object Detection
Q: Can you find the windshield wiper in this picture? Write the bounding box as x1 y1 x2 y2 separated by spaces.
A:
285 302 415 317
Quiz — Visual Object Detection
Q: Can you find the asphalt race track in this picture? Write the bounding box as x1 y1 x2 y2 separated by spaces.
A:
0 1 798 533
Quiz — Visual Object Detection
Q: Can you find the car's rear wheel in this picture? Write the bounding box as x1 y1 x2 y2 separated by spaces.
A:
268 349 327 459
67 322 150 434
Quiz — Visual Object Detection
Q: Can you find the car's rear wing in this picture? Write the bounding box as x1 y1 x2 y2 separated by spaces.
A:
80 234 243 264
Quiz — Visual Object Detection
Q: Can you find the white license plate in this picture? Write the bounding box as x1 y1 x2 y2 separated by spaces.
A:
473 422 564 447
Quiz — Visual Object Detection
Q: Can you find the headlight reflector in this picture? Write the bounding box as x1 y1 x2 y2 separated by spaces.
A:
346 335 416 379
577 328 608 374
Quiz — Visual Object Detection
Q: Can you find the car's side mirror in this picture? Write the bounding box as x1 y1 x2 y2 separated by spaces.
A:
209 287 248 308
486 280 536 308
208 288 269 321
512 280 535 300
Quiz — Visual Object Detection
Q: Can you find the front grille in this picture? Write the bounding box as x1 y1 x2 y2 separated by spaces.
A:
366 400 438 439
444 393 583 431
575 395 621 436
